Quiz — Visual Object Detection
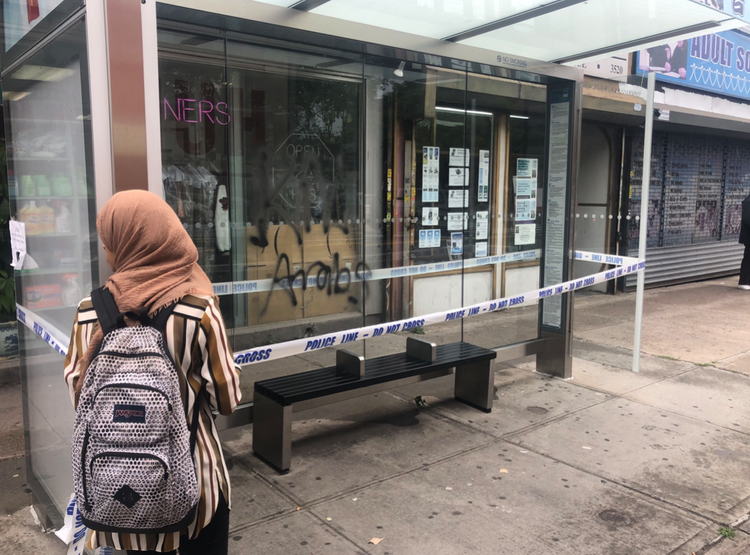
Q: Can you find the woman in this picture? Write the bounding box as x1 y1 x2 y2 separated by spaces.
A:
64 190 241 554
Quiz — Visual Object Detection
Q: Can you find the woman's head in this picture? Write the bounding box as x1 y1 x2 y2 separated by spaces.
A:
96 190 214 315
97 190 198 274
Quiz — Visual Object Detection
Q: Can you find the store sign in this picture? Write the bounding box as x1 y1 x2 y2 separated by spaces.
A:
275 133 335 179
690 0 748 23
162 97 230 125
636 29 750 101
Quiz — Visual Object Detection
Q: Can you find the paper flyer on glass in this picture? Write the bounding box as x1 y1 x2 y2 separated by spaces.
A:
478 150 490 202
449 190 469 208
422 146 440 202
448 167 468 187
476 211 489 240
450 232 463 255
419 229 441 248
447 212 468 230
422 207 439 226
515 158 538 244
449 147 468 167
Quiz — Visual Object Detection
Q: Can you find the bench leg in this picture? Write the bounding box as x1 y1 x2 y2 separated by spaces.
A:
252 392 293 474
454 360 494 413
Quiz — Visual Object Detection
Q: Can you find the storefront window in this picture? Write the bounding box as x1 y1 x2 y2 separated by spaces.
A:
227 40 362 334
3 18 97 518
157 25 550 397
158 33 231 327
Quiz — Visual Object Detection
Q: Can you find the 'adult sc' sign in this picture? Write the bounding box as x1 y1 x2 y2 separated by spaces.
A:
637 29 750 101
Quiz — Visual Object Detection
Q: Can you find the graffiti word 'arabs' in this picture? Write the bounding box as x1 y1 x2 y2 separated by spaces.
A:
163 98 230 125
263 253 370 315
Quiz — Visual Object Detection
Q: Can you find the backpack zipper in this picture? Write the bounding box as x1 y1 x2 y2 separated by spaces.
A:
90 452 169 481
98 351 166 359
93 383 172 411
81 428 92 512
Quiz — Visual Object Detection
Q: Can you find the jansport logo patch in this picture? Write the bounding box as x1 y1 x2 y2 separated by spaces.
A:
113 404 146 423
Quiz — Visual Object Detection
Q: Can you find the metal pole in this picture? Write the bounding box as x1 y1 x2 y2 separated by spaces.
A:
632 72 655 372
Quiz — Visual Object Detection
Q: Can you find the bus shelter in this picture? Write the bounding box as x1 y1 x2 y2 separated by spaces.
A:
2 0 747 527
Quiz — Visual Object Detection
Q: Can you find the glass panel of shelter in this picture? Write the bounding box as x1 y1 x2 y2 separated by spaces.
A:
3 18 96 522
358 57 467 362
157 29 234 334
226 38 365 384
570 121 635 370
157 25 560 396
459 72 547 351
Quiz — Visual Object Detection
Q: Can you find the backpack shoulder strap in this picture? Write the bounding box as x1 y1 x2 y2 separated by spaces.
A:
149 302 178 332
90 287 125 335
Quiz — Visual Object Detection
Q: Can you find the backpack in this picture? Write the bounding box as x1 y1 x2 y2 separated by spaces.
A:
71 287 200 534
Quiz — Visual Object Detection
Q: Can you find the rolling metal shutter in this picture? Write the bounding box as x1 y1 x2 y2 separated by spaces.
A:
625 242 744 288
626 131 750 288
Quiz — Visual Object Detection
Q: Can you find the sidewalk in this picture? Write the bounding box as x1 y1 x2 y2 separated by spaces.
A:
5 277 750 554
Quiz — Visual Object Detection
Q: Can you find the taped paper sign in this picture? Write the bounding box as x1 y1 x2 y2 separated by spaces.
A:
515 223 536 245
450 232 463 255
9 220 26 269
478 150 490 202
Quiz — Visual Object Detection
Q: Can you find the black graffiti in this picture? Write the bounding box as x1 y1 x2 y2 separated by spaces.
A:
261 252 371 316
248 148 351 254
725 203 742 235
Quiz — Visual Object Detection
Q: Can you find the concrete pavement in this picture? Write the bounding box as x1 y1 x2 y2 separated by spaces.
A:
3 277 750 554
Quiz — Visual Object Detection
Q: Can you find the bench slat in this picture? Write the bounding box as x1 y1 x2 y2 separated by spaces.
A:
259 344 487 395
261 342 483 390
265 357 442 397
255 342 496 406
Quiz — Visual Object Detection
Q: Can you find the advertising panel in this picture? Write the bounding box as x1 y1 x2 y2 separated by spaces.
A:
636 29 750 101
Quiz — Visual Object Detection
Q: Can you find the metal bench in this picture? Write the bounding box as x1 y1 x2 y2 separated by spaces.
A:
252 338 497 473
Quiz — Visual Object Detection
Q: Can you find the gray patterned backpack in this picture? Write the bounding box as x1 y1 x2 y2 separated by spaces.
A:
71 287 200 534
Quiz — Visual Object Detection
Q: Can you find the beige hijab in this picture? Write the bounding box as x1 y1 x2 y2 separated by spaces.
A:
76 190 216 392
